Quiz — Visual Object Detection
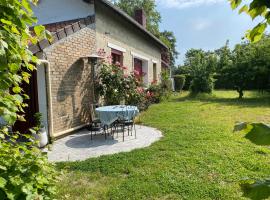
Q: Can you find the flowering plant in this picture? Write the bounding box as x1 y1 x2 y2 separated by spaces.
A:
95 49 144 105
95 49 171 109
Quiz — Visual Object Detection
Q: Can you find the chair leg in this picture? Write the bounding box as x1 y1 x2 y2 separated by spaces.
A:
134 124 137 139
91 129 93 140
104 125 107 140
130 124 133 136
111 126 114 139
128 125 130 136
122 124 125 142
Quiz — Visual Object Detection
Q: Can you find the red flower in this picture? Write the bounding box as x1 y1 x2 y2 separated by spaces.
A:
136 87 144 94
133 70 140 76
146 91 154 98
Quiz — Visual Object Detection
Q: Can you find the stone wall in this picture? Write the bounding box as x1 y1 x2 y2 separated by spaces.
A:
43 27 96 137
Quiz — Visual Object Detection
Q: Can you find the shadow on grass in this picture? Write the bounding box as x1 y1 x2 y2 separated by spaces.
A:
245 123 270 146
171 93 270 108
241 179 270 200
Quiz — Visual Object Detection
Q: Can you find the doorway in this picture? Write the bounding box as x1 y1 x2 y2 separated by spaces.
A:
13 70 39 134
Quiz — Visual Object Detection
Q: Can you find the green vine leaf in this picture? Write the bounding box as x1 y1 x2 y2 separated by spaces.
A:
0 177 7 188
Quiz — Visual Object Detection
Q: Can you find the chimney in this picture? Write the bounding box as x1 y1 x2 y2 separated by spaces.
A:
134 9 146 28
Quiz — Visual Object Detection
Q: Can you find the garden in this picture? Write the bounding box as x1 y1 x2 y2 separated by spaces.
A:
55 90 270 199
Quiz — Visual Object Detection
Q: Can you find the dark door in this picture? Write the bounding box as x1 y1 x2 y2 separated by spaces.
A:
13 70 39 134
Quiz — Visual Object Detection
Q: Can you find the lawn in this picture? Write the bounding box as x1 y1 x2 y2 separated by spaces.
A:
56 90 270 200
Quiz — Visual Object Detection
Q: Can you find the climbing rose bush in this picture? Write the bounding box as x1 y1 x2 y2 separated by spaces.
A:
96 49 172 109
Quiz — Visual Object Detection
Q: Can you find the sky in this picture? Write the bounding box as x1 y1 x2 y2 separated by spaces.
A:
155 0 260 65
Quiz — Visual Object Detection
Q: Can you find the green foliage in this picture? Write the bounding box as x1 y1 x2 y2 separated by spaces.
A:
159 70 172 99
0 1 57 200
0 0 50 126
96 63 128 105
147 84 163 103
190 76 214 94
96 58 172 110
177 36 270 98
114 0 178 67
159 31 179 67
221 43 256 98
230 0 270 42
182 49 217 94
173 74 186 92
116 0 161 36
33 112 44 129
219 37 270 98
0 135 58 199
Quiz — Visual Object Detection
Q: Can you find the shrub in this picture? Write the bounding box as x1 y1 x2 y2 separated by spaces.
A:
96 54 172 110
190 76 214 94
0 133 58 199
173 75 186 92
96 62 128 105
0 1 57 199
96 60 145 106
147 84 163 103
160 70 172 99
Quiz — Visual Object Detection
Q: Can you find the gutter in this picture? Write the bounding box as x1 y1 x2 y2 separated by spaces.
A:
38 59 54 139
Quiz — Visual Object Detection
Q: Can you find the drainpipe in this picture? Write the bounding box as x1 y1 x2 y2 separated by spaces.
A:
38 59 54 140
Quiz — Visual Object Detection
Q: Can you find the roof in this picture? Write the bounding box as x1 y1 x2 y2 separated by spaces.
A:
98 0 168 50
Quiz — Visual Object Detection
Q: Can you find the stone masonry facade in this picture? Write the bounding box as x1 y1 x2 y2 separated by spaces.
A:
43 27 96 137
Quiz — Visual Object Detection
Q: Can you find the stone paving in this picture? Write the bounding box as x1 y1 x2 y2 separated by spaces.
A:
48 125 163 162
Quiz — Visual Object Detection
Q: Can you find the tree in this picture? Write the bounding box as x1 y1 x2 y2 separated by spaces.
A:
230 0 270 42
249 35 270 91
115 0 179 68
116 0 161 36
215 40 233 72
159 31 179 67
221 43 256 98
183 49 217 94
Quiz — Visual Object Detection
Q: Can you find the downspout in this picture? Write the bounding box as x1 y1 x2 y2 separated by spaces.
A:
38 59 54 140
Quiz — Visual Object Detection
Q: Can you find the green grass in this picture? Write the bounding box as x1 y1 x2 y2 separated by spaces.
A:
56 90 270 200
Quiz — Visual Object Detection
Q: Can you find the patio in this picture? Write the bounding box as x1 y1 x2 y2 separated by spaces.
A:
48 125 163 162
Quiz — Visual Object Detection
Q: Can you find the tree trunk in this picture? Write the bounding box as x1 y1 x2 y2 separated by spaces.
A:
236 87 244 99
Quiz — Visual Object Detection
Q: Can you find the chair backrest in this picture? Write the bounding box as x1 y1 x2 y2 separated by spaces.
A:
90 104 99 121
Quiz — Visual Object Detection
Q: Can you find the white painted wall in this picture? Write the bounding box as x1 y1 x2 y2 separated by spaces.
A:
32 0 95 25
37 64 48 134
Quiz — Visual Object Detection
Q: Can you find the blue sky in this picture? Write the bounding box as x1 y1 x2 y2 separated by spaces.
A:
155 0 259 65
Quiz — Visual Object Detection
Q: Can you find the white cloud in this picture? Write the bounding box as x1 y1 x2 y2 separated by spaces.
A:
157 0 225 9
191 19 212 31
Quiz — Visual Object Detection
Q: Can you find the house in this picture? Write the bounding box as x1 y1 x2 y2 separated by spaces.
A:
15 0 169 139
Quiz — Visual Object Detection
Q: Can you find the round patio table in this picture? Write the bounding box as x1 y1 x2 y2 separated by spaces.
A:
95 105 139 126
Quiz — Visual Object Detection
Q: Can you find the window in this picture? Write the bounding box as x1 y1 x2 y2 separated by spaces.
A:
153 63 157 82
134 58 143 83
111 49 123 65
